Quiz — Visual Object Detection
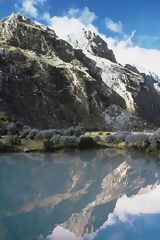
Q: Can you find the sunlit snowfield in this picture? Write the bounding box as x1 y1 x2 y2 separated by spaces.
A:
0 149 160 240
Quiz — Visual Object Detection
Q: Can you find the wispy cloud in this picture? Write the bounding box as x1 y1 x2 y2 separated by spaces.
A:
16 0 46 18
137 35 160 48
43 7 97 26
67 7 97 25
105 18 123 34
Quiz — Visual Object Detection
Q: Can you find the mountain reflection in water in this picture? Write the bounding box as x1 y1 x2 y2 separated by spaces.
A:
49 185 160 240
0 149 160 240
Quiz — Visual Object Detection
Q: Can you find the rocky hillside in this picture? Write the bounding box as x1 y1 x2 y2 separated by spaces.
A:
0 14 159 129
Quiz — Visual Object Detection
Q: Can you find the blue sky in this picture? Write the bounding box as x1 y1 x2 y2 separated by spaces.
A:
1 0 160 49
1 0 160 75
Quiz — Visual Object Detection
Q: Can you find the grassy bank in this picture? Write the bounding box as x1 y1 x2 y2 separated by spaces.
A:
0 127 160 155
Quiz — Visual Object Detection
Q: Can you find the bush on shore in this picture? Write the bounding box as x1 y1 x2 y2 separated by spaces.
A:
63 126 84 137
125 133 150 150
78 135 98 150
3 135 21 145
1 121 160 153
7 123 19 135
35 129 58 140
0 127 7 136
26 129 39 140
94 135 101 143
20 126 84 141
105 131 130 144
148 128 160 151
0 142 7 151
0 135 21 152
44 135 79 151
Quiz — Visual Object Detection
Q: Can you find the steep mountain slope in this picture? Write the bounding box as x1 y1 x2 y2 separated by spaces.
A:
0 14 159 129
54 22 160 127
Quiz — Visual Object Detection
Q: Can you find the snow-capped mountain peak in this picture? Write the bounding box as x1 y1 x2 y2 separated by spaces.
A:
0 14 160 128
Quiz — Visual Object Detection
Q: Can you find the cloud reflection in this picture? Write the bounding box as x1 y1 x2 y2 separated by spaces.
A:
106 184 160 224
47 184 160 240
47 226 82 240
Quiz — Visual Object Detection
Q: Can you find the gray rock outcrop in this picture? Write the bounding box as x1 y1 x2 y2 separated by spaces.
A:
0 14 159 129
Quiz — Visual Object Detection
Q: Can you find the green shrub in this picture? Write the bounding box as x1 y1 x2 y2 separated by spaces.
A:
4 135 21 145
79 135 97 150
35 129 57 140
7 123 19 135
125 133 150 150
148 129 160 151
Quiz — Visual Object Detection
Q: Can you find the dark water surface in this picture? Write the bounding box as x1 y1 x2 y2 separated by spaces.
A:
0 149 160 240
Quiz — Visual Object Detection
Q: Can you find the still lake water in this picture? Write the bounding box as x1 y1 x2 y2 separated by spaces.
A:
0 149 160 240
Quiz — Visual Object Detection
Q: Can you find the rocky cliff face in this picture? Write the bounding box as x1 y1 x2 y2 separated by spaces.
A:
0 14 159 129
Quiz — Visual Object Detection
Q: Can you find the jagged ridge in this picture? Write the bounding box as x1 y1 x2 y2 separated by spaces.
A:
0 14 159 129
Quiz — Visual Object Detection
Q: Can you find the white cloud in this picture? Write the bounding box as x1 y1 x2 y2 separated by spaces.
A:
44 7 97 26
43 8 98 50
43 10 160 76
104 34 160 75
15 2 160 76
43 13 98 50
17 0 46 18
105 18 123 34
106 184 160 224
43 11 51 22
45 184 160 239
22 0 38 17
88 184 160 239
67 7 97 25
74 7 97 25
47 226 82 240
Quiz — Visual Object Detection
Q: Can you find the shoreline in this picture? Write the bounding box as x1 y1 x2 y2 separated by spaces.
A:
0 130 160 156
